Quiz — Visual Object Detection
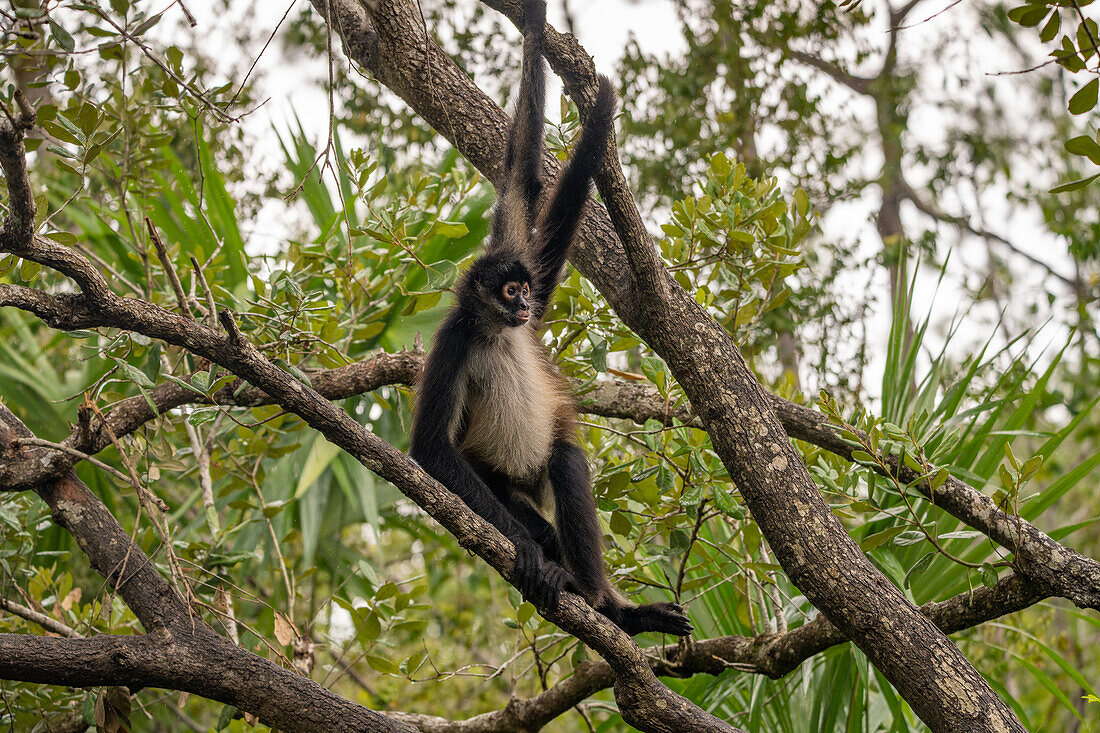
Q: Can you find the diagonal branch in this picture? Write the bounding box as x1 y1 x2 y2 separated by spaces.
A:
0 405 410 733
786 48 875 95
899 178 1082 289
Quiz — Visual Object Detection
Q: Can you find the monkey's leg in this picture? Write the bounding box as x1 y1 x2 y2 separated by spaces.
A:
478 466 576 604
548 440 693 636
479 468 563 562
546 439 612 597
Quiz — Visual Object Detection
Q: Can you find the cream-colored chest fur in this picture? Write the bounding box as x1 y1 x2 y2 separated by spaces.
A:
460 328 558 479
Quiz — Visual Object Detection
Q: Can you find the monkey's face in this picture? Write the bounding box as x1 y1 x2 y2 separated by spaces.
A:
466 257 535 328
499 280 531 326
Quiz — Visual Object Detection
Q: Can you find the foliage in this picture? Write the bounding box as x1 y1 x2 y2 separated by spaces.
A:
0 1 1098 731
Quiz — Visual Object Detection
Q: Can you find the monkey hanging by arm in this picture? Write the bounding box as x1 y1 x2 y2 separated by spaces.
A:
410 0 691 637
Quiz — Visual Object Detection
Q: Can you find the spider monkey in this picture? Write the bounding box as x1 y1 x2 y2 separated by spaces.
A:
409 0 691 637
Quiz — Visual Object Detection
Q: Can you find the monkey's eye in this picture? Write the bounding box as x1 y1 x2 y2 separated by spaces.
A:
522 284 530 297
504 284 517 299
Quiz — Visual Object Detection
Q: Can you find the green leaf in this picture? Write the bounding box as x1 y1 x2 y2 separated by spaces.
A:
931 467 949 488
903 552 935 589
610 511 632 536
18 258 40 281
850 449 876 464
1050 173 1100 193
1065 134 1100 164
294 435 342 498
1040 11 1061 42
859 526 905 552
1007 4 1049 26
78 102 99 136
132 13 162 36
1077 18 1098 59
49 20 75 51
215 705 237 731
1068 78 1098 115
187 408 218 427
425 260 459 290
427 220 469 239
1021 455 1043 480
893 530 925 547
711 484 740 516
113 357 154 388
980 563 999 588
1054 35 1087 72
163 373 207 395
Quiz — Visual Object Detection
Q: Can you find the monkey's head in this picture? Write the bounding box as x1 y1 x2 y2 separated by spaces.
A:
463 255 535 328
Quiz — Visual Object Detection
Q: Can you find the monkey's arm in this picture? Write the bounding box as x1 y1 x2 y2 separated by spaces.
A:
410 318 574 607
531 77 616 319
488 0 547 251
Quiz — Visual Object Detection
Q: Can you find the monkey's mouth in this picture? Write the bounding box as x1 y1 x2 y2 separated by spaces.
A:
516 309 531 323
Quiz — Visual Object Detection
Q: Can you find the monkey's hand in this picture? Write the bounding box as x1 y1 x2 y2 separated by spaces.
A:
513 539 577 608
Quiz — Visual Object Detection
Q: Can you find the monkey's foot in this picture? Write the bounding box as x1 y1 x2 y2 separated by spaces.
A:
604 602 693 636
514 542 577 608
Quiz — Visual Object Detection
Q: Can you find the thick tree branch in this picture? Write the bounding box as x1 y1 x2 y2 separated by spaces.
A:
0 631 408 733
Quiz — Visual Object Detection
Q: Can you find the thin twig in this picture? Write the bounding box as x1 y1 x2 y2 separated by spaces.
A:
146 217 194 319
0 597 79 637
190 255 217 324
13 437 146 496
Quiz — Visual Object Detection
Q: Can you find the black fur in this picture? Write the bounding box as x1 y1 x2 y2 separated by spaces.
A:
410 0 691 638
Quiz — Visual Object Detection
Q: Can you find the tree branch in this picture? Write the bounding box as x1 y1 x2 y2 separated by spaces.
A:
0 597 79 638
0 631 408 733
320 4 1025 729
0 405 411 732
785 48 875 95
899 178 1082 290
390 572 1046 732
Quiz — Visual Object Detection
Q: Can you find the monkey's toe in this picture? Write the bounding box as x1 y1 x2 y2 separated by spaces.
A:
644 602 694 636
616 602 693 636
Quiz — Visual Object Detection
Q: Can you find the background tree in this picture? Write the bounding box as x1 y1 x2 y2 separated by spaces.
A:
0 0 1097 731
